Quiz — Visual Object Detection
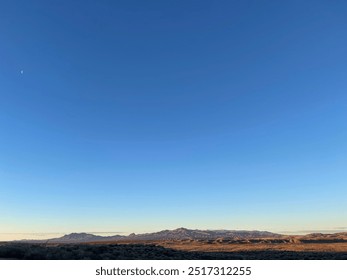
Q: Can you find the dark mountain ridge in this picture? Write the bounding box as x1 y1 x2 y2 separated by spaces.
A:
14 228 347 244
17 228 282 243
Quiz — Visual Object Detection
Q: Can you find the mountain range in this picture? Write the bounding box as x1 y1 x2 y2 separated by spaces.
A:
16 228 347 244
18 228 282 243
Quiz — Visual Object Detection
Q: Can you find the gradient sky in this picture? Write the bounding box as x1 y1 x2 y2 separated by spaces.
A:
1 0 347 241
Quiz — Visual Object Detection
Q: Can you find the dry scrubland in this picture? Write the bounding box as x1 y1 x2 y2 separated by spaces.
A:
1 236 347 260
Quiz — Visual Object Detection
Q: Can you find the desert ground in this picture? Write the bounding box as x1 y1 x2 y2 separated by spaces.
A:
1 235 347 260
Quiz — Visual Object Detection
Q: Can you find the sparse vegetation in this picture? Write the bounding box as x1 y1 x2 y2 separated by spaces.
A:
0 241 346 260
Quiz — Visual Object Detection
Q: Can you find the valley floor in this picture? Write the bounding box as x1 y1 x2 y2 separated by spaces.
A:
0 240 347 260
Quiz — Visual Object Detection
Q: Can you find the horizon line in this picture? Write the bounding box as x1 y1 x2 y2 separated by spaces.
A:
1 227 347 236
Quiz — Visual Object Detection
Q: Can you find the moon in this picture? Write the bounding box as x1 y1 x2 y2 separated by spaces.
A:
20 70 24 74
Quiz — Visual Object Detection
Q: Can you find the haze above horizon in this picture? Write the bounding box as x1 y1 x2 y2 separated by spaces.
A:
1 0 346 241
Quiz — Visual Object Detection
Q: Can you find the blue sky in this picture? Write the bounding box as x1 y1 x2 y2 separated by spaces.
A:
1 0 346 240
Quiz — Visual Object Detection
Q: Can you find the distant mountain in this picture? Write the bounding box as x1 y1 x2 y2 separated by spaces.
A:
12 228 347 245
126 227 282 241
47 233 124 243
26 228 282 243
49 233 109 243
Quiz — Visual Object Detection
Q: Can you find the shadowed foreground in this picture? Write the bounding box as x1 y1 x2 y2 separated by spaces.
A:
1 242 347 260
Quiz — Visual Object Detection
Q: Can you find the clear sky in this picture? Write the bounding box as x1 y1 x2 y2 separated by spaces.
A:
1 0 346 241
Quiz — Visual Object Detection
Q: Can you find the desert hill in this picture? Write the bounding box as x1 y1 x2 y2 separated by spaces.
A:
2 229 347 260
13 228 347 245
43 228 281 243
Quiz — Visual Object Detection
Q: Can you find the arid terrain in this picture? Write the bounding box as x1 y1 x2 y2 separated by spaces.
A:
1 229 346 260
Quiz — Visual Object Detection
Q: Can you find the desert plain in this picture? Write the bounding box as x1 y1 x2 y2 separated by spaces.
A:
0 229 346 260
